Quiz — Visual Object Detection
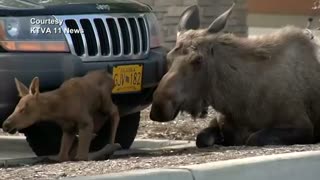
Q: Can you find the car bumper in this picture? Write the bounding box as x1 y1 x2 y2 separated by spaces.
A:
0 47 166 122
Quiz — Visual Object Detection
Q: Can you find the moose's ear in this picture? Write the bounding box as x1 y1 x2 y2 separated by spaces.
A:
29 77 40 96
207 3 235 34
14 78 29 97
177 5 200 36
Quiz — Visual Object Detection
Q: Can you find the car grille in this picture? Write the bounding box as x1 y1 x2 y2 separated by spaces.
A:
55 14 150 61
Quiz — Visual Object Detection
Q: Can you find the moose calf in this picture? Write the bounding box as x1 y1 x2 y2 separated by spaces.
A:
2 69 119 162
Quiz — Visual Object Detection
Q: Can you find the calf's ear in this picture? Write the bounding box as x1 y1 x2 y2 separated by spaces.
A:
14 78 29 97
29 77 40 96
177 5 200 36
207 3 235 34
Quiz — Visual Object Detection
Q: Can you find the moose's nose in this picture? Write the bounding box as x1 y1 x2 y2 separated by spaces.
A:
2 120 11 132
149 104 163 122
150 103 174 122
2 120 17 134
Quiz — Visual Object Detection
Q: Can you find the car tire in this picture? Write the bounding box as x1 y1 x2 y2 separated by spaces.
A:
23 112 141 156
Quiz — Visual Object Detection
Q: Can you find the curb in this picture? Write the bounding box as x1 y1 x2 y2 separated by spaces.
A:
0 135 25 140
65 150 320 180
66 169 193 180
184 150 320 180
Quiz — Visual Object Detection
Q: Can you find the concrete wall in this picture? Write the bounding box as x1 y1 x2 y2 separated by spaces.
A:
137 0 248 48
246 0 319 31
248 0 315 15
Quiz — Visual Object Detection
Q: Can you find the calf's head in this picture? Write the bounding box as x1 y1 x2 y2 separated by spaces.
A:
2 77 42 134
150 3 234 122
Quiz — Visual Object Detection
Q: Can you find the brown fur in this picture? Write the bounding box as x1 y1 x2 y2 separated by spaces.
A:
150 4 320 147
2 69 120 161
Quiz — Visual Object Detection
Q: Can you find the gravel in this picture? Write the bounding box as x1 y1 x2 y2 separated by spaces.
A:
1 106 320 180
136 106 214 141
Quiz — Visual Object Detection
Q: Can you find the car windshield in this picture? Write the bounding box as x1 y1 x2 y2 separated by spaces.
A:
29 0 132 4
0 0 133 8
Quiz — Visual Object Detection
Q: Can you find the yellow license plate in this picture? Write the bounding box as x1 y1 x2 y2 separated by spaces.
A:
112 64 143 93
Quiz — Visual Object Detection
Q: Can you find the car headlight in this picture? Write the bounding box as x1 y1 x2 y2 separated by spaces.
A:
0 16 69 52
145 13 162 48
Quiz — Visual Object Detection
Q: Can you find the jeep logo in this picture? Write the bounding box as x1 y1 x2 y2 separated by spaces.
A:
96 4 111 11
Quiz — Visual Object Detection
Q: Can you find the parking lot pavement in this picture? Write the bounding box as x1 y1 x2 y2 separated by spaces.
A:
0 136 195 161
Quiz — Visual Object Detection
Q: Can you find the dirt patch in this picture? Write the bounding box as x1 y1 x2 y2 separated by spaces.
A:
1 106 320 180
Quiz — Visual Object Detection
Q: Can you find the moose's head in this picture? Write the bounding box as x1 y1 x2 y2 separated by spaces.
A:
2 77 43 134
150 3 235 122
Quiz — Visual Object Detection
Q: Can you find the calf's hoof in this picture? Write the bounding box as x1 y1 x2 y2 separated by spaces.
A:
56 155 70 162
89 143 122 161
196 131 215 148
74 155 89 161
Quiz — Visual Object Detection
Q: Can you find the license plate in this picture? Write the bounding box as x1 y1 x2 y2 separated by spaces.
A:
112 64 143 93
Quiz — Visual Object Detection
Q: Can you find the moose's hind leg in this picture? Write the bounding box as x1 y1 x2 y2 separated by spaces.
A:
246 111 315 146
107 104 120 144
246 128 314 146
101 93 120 145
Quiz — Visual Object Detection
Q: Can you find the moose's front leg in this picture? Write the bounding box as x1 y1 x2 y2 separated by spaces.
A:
58 131 75 162
196 114 224 148
75 119 94 161
246 128 314 146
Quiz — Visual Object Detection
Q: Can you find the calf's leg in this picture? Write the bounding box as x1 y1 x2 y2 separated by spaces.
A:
74 117 94 161
84 102 120 161
104 104 120 144
58 131 75 162
101 93 120 145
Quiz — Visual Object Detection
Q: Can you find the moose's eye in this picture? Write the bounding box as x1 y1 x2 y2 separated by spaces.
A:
19 103 29 113
190 55 203 69
19 107 25 113
182 48 189 55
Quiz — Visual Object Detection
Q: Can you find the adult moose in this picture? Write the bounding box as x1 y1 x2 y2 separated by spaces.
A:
150 3 320 148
